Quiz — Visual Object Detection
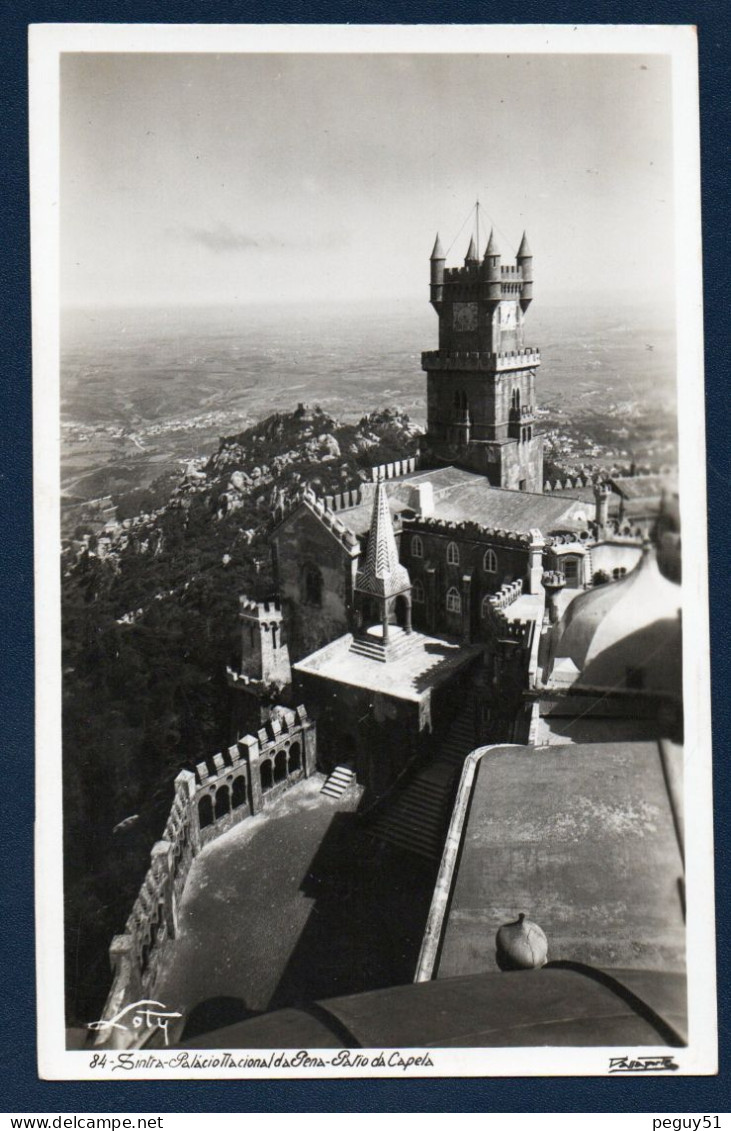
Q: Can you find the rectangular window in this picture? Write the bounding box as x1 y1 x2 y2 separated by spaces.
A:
563 558 579 584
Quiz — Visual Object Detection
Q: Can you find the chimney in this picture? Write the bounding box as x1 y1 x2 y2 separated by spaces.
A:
409 481 434 518
594 481 612 537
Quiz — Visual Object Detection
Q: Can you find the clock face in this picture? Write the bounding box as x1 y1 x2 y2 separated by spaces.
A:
453 302 478 331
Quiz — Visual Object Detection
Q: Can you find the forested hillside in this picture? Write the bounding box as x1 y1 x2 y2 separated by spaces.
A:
62 404 419 1025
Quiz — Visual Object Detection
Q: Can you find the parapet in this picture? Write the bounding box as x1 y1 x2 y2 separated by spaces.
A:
96 706 316 1047
195 706 313 786
239 596 284 623
272 491 361 555
541 570 566 590
370 455 420 482
404 514 533 547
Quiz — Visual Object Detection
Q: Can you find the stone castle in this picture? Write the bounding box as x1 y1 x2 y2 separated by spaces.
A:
92 222 684 1049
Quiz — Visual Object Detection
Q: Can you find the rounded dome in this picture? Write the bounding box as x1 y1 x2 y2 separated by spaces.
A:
550 544 682 693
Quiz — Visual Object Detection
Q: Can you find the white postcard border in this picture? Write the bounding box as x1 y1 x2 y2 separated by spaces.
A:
30 21 715 1080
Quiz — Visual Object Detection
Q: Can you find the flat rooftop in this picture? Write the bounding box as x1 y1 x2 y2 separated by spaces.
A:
293 627 482 703
434 741 685 981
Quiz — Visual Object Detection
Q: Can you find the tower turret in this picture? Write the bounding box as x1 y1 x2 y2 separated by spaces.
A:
421 210 543 492
482 228 502 302
542 570 566 626
464 234 479 266
594 481 613 538
227 596 292 739
517 231 533 311
430 233 445 312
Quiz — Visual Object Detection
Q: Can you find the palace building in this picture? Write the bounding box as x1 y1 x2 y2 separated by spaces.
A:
94 219 685 1050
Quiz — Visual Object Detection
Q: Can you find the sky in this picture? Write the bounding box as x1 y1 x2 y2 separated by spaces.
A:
61 51 675 308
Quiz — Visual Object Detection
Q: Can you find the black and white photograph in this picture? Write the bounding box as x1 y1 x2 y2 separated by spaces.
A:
31 23 715 1078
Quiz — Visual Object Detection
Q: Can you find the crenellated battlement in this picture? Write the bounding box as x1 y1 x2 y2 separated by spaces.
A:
541 569 567 589
422 348 540 372
96 708 316 1048
239 595 283 622
274 488 360 553
369 455 420 482
404 514 533 547
489 578 524 610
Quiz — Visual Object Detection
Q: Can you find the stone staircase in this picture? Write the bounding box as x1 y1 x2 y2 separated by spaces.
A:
365 692 478 861
321 765 356 798
349 627 421 664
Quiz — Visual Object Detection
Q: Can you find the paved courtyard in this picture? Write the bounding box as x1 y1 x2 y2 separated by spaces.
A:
156 776 438 1041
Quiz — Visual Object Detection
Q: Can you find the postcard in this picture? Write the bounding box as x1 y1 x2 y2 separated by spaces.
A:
31 22 716 1079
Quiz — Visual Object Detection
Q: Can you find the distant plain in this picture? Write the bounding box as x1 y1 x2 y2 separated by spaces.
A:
60 297 678 504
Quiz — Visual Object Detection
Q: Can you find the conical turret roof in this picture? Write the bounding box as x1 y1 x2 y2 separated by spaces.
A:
484 228 500 257
517 231 533 258
355 479 411 598
465 235 478 262
430 233 445 260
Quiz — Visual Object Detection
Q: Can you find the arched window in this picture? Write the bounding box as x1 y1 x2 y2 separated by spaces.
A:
214 785 230 821
447 541 460 566
446 587 461 614
274 749 287 784
198 795 214 830
260 759 273 792
411 535 423 559
231 776 247 809
303 563 323 607
483 548 498 573
412 578 425 604
481 594 493 619
288 742 302 773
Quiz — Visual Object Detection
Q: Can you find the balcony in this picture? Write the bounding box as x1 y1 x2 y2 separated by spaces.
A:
421 348 541 373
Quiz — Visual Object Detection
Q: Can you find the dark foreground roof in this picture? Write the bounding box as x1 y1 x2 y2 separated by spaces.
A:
175 966 686 1049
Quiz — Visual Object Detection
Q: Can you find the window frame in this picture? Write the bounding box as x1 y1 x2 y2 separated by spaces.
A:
446 586 462 614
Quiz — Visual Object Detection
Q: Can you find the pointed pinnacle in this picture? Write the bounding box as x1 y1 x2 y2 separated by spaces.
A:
517 231 533 257
484 228 500 257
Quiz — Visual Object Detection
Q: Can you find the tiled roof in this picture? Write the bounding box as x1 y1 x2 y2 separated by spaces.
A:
346 468 590 538
610 474 676 501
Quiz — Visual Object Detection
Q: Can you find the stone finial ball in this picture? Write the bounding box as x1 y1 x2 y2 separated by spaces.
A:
495 913 548 971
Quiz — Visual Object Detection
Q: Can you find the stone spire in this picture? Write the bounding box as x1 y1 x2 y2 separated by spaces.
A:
355 479 411 598
430 233 445 260
465 234 478 263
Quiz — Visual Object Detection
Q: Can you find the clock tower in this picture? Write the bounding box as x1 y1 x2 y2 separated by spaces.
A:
423 225 543 492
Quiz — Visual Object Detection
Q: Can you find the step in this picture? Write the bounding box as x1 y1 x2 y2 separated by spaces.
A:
321 765 356 796
367 826 443 861
369 819 444 850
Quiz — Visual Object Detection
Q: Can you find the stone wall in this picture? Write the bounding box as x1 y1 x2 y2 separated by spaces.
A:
271 503 359 661
94 707 316 1048
402 518 532 639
